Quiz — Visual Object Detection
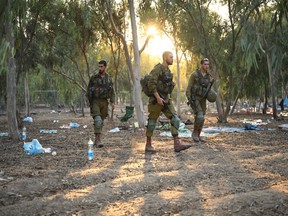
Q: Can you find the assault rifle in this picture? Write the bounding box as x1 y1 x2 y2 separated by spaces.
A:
187 95 196 111
157 93 181 129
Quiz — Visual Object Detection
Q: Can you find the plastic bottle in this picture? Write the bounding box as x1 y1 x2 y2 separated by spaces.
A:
87 138 94 161
22 126 27 141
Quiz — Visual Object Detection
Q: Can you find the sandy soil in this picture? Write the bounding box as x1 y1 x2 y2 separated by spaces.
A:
0 107 287 216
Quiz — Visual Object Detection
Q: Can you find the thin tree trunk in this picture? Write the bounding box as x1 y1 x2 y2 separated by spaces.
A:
129 0 145 127
175 46 181 116
266 53 277 119
5 0 19 140
24 70 30 116
214 81 225 122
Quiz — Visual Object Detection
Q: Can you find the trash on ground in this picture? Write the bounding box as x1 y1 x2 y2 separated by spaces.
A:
43 147 52 153
53 120 59 123
160 123 192 138
242 119 269 125
118 126 129 130
109 127 120 133
185 119 193 125
0 132 8 136
0 171 14 182
160 130 192 138
160 125 275 138
134 122 139 128
278 124 288 130
157 122 188 132
52 151 57 156
83 125 87 128
23 117 33 123
23 139 45 155
60 124 70 129
40 129 58 134
245 125 257 130
69 122 80 128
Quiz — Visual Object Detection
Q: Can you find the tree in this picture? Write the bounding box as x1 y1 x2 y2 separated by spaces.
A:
106 0 149 127
3 0 20 139
240 2 288 118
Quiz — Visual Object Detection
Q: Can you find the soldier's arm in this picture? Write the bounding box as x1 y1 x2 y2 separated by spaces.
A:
148 66 165 105
86 77 93 99
110 85 116 104
186 72 196 100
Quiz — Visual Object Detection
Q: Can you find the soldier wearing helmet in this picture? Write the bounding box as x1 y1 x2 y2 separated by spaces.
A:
186 58 217 143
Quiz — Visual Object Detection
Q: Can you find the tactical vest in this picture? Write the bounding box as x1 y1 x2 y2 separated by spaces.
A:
191 69 211 98
141 64 174 97
91 73 113 99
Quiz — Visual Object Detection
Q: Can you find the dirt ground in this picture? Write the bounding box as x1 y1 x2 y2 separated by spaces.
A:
0 106 287 216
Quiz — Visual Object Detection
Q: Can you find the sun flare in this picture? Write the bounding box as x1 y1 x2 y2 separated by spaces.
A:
144 31 175 58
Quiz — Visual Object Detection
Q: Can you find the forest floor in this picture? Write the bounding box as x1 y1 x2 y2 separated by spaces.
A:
0 106 287 216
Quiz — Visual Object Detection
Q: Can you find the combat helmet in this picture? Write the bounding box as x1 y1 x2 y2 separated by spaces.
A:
206 90 217 102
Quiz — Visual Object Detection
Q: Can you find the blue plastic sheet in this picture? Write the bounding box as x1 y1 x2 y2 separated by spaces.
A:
23 139 44 155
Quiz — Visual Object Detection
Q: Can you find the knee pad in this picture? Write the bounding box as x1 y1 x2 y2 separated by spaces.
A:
94 115 103 129
170 115 181 130
147 118 157 132
195 112 205 124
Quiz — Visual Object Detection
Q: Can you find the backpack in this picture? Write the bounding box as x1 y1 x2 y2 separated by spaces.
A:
141 64 175 97
140 74 153 97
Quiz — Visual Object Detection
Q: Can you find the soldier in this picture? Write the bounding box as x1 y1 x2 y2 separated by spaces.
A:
87 60 115 147
186 58 217 143
145 51 192 153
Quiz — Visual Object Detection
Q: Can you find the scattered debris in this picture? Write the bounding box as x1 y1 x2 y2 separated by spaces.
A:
242 119 269 125
0 132 8 136
69 122 80 128
23 139 45 155
109 127 120 133
23 117 33 123
40 129 58 134
278 124 288 130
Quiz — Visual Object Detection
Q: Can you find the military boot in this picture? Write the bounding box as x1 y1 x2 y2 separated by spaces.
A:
145 136 157 153
192 128 200 142
198 128 206 143
174 136 192 152
94 133 103 148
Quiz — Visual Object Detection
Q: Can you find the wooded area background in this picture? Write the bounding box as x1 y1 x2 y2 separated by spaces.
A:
0 0 287 140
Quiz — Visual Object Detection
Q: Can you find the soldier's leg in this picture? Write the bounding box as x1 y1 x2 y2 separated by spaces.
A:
145 103 162 153
162 102 179 136
91 100 102 133
198 100 207 142
162 102 191 152
96 99 109 148
193 99 204 142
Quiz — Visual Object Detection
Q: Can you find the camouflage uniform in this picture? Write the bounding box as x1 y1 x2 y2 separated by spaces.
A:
146 63 177 136
87 73 115 135
145 64 191 153
186 69 213 141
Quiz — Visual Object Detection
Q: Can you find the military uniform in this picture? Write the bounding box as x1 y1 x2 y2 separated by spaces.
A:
87 72 115 146
145 64 191 153
186 69 216 142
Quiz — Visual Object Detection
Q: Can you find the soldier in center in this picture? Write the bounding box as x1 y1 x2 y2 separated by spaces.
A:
186 58 217 143
145 51 192 153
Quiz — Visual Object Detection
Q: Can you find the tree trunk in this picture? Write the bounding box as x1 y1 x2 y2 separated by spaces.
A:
175 47 181 116
266 53 278 119
214 82 226 123
24 70 30 116
5 0 20 140
129 0 145 127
